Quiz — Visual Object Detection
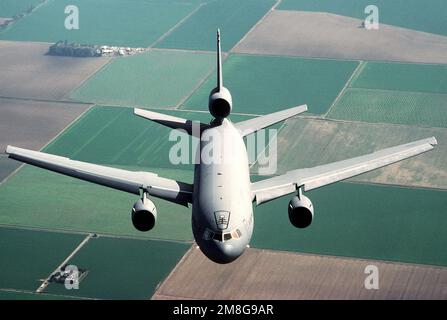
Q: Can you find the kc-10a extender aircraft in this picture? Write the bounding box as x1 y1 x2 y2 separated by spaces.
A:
6 30 437 263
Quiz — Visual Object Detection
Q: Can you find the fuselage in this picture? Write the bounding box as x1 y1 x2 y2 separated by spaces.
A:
192 118 254 263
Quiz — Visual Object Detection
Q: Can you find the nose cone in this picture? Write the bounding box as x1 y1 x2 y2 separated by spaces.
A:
200 241 245 264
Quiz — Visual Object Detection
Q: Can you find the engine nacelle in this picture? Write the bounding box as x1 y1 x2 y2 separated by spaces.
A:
131 196 157 231
288 195 314 228
209 86 232 119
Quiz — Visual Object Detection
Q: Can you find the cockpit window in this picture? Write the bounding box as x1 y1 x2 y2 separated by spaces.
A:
213 232 223 242
231 229 242 239
203 228 242 242
203 228 214 240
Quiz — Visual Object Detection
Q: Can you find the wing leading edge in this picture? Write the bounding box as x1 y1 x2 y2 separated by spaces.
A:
235 105 307 137
251 137 437 205
5 146 192 206
134 108 209 136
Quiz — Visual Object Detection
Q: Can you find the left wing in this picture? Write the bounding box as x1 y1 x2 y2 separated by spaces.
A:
6 145 192 206
251 137 437 205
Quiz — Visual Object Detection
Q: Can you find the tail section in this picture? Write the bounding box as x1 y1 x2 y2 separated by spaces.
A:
209 28 233 120
235 104 308 137
134 108 209 136
217 28 223 90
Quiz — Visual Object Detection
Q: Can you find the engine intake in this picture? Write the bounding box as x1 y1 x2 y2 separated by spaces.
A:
131 195 157 231
209 86 232 119
288 195 314 228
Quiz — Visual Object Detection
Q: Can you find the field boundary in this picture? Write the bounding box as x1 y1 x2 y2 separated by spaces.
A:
229 0 282 53
323 60 364 118
36 233 93 293
65 58 114 103
148 2 206 49
174 52 229 109
0 223 195 244
0 103 94 187
0 288 95 300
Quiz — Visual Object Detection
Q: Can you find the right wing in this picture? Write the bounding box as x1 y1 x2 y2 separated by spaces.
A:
234 105 307 137
6 145 192 206
251 137 437 205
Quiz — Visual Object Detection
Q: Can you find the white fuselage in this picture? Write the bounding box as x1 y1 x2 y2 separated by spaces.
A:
192 119 254 263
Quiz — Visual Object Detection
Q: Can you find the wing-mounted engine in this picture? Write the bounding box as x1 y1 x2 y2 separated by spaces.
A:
288 194 314 228
131 193 157 231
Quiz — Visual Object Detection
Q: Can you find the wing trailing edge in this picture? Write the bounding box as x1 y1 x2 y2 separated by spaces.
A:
251 137 437 205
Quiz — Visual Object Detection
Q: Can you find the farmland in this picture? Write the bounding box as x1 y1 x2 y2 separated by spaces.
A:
183 54 359 115
350 62 447 94
156 0 276 51
0 0 198 47
274 117 447 189
70 50 215 108
0 98 90 182
328 88 447 128
0 41 111 100
233 10 447 64
278 0 447 36
45 236 190 299
0 0 42 18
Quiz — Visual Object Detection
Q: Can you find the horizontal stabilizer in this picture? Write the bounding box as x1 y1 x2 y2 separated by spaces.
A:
134 108 209 136
235 105 307 137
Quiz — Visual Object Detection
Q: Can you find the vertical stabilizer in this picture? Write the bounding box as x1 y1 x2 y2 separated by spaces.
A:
217 28 223 90
208 29 232 120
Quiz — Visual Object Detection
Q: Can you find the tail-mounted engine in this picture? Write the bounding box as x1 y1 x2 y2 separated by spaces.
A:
209 86 232 119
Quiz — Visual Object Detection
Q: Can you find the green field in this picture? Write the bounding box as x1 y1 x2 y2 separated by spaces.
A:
183 54 359 115
272 117 447 189
328 88 447 128
0 165 193 241
156 0 275 51
0 156 19 182
0 0 42 18
45 236 190 299
0 0 197 47
278 0 447 36
252 182 447 267
0 227 85 291
70 50 215 108
350 62 447 94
